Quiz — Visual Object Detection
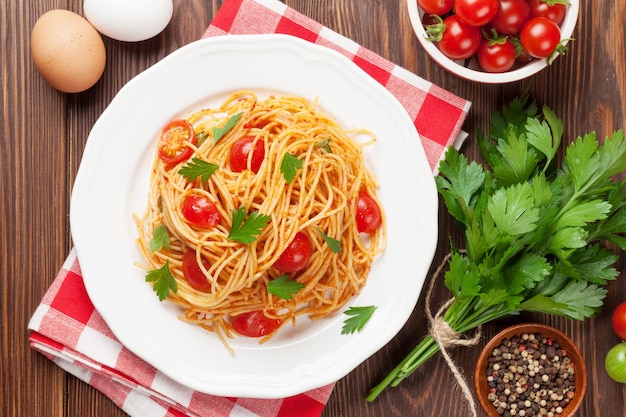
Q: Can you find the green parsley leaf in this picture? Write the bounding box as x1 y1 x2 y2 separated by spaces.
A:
554 199 611 229
212 112 242 145
435 149 485 225
521 280 607 320
315 139 332 153
318 229 342 253
341 305 377 335
145 260 177 301
228 206 271 244
487 182 540 236
178 157 219 185
556 244 619 285
465 216 498 261
267 275 305 300
588 180 626 250
525 105 562 170
493 127 539 186
444 252 480 299
489 90 537 140
195 131 209 147
563 133 601 193
281 153 303 184
548 226 588 258
510 252 552 290
148 225 171 251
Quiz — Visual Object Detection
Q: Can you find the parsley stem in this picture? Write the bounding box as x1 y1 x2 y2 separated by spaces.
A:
366 335 439 401
367 298 516 402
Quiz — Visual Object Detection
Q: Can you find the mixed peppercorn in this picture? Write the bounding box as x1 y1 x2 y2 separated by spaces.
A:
484 332 576 416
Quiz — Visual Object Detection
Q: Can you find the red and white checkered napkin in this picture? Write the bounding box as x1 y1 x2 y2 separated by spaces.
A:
28 0 471 416
204 0 470 172
29 251 333 417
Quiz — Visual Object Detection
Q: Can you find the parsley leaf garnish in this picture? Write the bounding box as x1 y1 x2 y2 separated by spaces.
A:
145 260 177 301
315 139 332 153
318 228 342 253
227 206 271 244
148 225 171 251
212 112 242 145
267 275 305 300
281 153 303 183
178 157 219 185
341 305 377 335
195 131 209 147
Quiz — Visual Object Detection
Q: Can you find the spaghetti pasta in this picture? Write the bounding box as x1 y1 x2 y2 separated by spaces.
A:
135 92 386 348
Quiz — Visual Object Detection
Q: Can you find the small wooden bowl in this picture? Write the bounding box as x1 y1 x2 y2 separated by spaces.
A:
474 323 586 417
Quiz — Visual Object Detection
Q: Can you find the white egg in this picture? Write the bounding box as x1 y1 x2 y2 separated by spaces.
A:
83 0 173 42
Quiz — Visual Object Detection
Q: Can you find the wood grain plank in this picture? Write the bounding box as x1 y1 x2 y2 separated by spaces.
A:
1 0 71 416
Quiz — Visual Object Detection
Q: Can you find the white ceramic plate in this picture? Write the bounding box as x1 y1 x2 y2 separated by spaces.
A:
70 34 438 398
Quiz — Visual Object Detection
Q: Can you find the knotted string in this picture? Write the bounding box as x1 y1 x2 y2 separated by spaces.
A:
425 251 481 417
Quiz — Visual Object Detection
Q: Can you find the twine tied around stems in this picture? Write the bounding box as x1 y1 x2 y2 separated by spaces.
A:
425 251 481 417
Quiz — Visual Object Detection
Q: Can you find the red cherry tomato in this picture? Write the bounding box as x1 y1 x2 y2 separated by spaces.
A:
181 194 221 228
528 0 567 25
477 38 516 72
417 0 454 15
515 48 533 64
437 15 483 60
612 302 626 341
422 12 440 27
520 17 561 58
182 250 212 292
232 310 283 337
229 136 265 173
356 191 382 233
273 232 312 273
489 0 530 35
454 0 499 27
157 119 196 168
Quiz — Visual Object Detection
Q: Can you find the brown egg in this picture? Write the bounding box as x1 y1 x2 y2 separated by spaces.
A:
31 9 106 93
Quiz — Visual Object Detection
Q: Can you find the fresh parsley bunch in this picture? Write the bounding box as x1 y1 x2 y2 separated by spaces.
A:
368 94 626 401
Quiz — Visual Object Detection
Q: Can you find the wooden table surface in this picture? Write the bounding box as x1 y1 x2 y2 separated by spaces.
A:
3 0 626 416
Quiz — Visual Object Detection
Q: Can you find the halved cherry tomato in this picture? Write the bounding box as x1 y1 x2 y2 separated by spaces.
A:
229 136 265 173
181 194 221 228
454 0 499 27
489 0 530 35
520 16 561 58
356 191 382 233
232 310 283 337
273 232 311 273
182 249 212 292
157 119 196 168
528 0 567 25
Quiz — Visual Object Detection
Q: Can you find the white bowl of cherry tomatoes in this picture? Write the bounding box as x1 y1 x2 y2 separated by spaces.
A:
407 0 579 83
